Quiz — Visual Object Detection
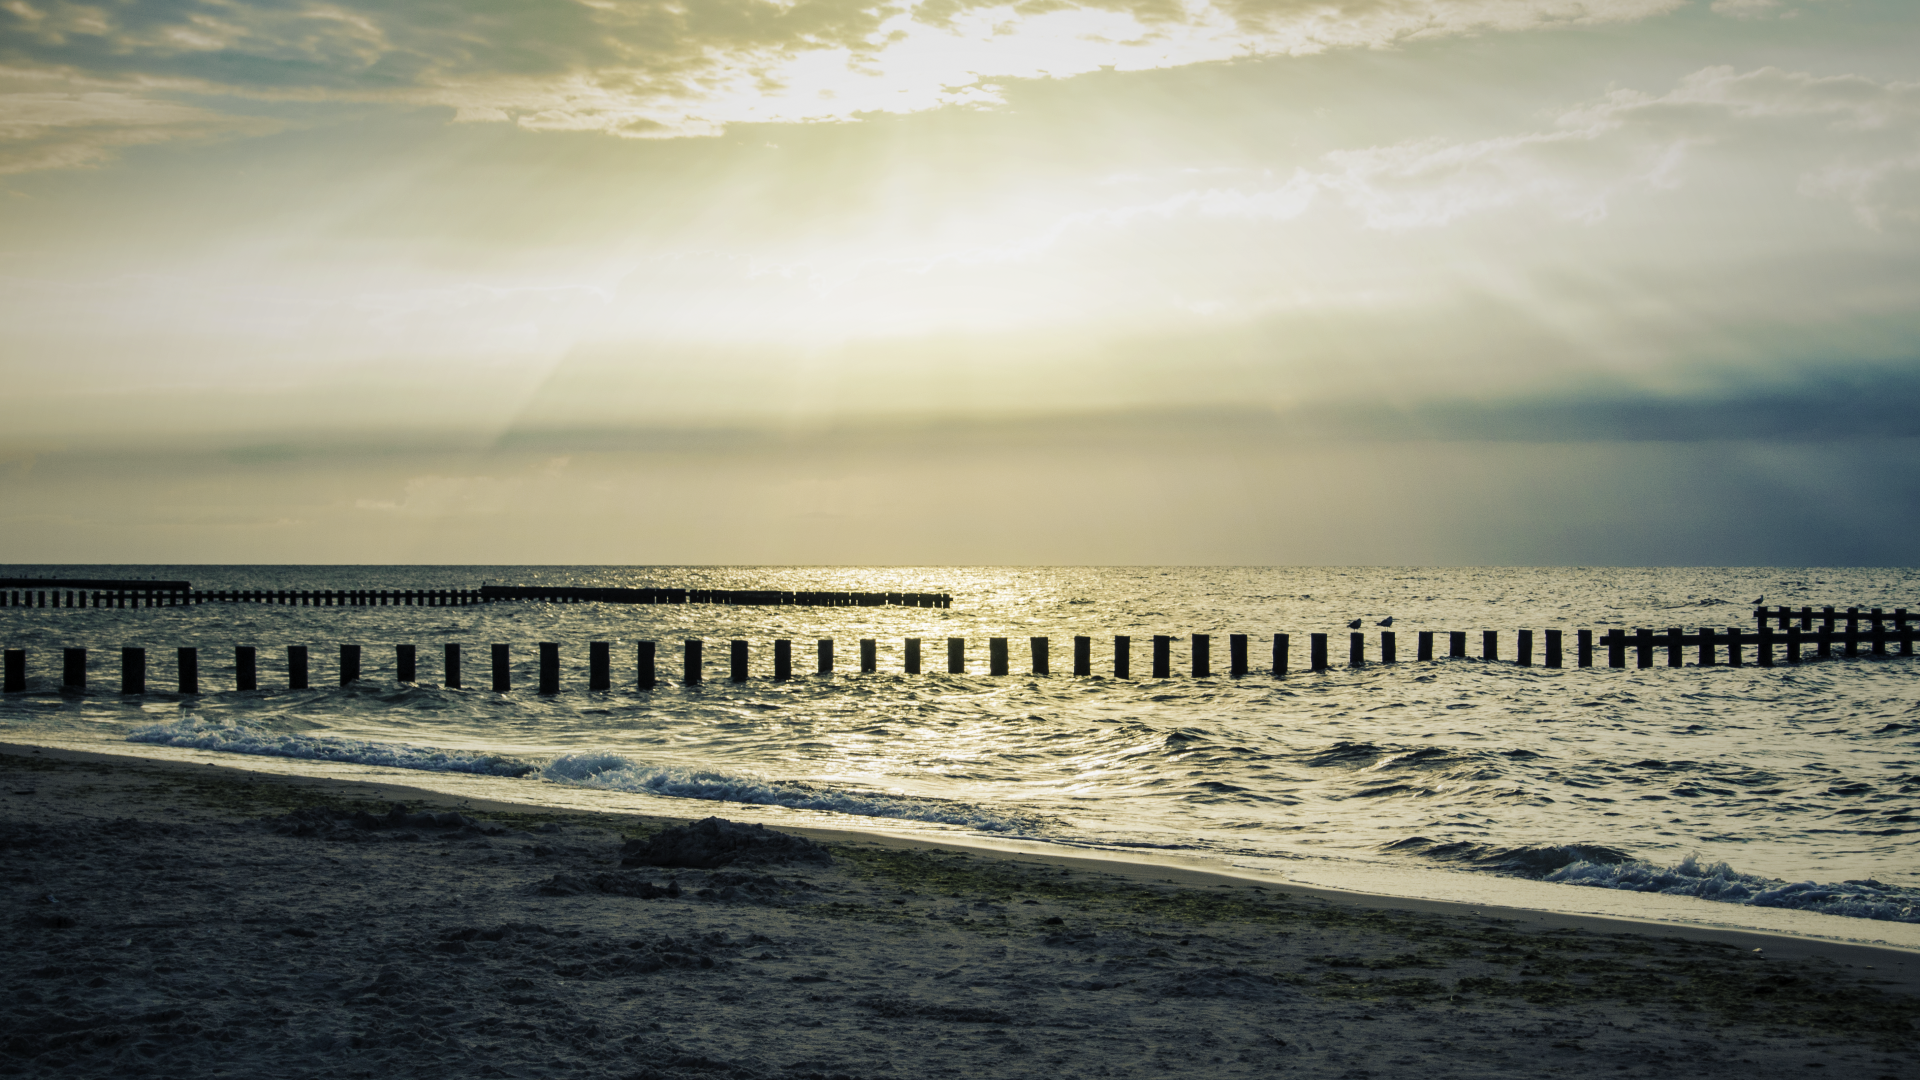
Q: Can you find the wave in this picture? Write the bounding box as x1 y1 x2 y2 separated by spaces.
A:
1385 836 1919 921
127 717 537 777
1545 854 1920 922
1383 837 1633 876
542 753 1044 833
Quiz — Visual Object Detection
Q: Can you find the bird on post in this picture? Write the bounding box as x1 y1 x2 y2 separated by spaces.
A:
1752 596 1764 605
1346 619 1362 629
1377 617 1394 627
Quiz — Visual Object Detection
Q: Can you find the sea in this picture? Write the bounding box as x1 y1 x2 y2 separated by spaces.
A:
3 565 1917 947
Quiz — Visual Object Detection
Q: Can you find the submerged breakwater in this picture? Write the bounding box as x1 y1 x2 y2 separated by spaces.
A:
2 564 1917 928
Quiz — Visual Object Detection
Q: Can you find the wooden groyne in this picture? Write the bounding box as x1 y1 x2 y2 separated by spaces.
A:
477 586 951 607
0 580 950 609
5 615 1914 694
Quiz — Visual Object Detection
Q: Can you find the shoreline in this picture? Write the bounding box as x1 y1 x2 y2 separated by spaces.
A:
8 739 1918 985
4 741 1917 1077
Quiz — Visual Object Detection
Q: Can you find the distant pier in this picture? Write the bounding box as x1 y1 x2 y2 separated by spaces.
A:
0 580 952 609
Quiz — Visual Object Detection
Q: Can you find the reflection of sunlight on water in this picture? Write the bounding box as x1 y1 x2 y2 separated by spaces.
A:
5 566 1920 931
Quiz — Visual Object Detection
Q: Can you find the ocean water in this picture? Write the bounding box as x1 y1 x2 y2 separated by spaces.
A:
3 565 1917 936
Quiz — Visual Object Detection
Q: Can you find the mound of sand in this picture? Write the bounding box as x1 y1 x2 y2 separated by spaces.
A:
620 816 833 869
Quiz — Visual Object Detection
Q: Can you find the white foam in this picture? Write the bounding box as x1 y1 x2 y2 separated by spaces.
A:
1547 853 1919 922
541 753 1041 833
127 717 536 777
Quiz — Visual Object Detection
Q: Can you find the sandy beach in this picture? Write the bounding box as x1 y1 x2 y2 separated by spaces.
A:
3 744 1916 1079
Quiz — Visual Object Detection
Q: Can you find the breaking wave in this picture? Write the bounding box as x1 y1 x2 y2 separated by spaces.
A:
1384 835 1920 921
1545 853 1920 922
542 753 1045 834
126 717 537 777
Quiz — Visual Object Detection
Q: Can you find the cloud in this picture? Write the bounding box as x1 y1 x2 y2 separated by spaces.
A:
0 0 1681 167
1709 0 1784 17
1061 65 1920 234
0 83 282 173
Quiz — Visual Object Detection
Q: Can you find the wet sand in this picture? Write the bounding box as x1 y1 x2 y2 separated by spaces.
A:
3 744 1917 1079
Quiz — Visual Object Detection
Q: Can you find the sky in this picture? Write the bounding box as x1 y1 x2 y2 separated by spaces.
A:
1 0 1918 565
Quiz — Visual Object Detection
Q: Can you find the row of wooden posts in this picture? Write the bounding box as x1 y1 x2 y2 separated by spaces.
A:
5 623 1916 695
0 588 485 608
0 584 951 609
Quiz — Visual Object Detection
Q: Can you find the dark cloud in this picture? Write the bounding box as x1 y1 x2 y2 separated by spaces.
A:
0 0 901 90
0 0 1686 159
1283 363 1920 443
476 360 1920 449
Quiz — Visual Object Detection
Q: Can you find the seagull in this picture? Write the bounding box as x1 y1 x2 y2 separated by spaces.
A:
1347 619 1362 629
1752 595 1764 605
1377 616 1394 627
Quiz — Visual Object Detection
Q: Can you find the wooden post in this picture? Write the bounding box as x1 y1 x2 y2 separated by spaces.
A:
1667 628 1684 668
587 641 609 690
685 640 703 684
122 647 145 694
1697 627 1715 667
949 637 965 674
905 638 921 675
539 642 559 694
445 644 462 689
1448 631 1466 659
178 647 199 695
1348 632 1363 667
1273 633 1288 677
1545 629 1562 669
1152 635 1170 678
1379 630 1396 664
774 640 791 681
1114 636 1129 679
1787 626 1802 664
341 644 361 685
1418 630 1434 662
1817 624 1833 659
1577 629 1594 668
1606 630 1625 668
638 642 656 688
1309 633 1328 672
1032 637 1049 676
236 646 256 691
1635 628 1652 669
397 644 416 683
2 649 21 693
1074 636 1090 676
1515 630 1531 667
1727 627 1744 667
1229 634 1247 676
289 645 309 689
1758 626 1774 667
492 644 511 692
63 648 85 691
724 640 744 682
818 638 833 675
1483 630 1498 662
1800 605 1813 631
861 638 877 674
1192 634 1210 677
991 637 1009 676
